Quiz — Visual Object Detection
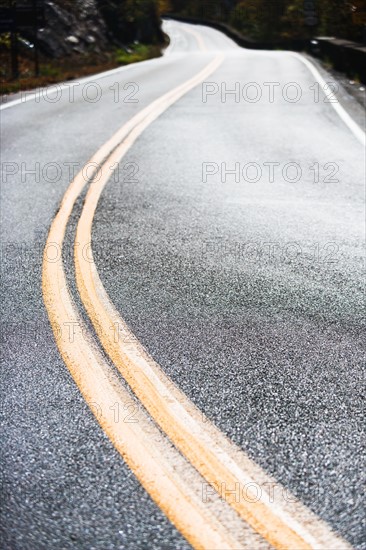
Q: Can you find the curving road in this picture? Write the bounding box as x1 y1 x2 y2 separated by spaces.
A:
1 20 365 550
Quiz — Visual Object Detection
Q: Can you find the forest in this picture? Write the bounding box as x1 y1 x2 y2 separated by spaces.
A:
1 0 364 91
165 0 365 42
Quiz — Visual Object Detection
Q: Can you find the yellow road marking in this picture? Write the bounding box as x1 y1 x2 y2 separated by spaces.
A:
182 25 207 52
73 57 350 550
43 249 265 550
43 54 272 549
42 34 350 549
42 257 267 549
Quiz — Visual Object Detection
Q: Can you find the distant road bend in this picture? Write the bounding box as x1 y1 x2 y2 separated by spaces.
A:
1 19 365 550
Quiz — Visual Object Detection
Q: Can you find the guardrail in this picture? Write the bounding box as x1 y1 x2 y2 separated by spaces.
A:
164 14 366 83
313 37 366 83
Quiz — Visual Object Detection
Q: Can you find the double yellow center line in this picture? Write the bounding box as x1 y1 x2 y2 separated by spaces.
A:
42 50 349 549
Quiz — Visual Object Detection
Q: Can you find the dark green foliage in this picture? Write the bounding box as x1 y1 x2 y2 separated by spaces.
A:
168 0 365 42
96 0 164 44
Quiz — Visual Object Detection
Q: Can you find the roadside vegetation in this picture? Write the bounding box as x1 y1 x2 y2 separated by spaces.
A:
0 0 168 95
1 0 364 95
0 41 163 95
167 0 366 43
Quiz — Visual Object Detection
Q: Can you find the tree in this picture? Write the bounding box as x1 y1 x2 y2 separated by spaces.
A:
96 0 164 44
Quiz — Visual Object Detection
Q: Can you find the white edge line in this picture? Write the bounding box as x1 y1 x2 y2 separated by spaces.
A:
290 51 366 146
0 55 165 111
3 23 366 152
1 20 198 112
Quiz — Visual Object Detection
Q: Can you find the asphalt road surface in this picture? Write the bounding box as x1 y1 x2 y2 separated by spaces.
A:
1 20 365 550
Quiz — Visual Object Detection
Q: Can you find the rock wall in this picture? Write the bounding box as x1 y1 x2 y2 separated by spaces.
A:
20 0 163 58
35 1 109 58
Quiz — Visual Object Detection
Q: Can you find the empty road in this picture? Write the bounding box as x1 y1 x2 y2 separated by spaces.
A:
1 20 365 550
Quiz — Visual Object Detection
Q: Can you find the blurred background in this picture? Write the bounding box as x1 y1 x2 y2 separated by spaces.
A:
1 0 365 93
